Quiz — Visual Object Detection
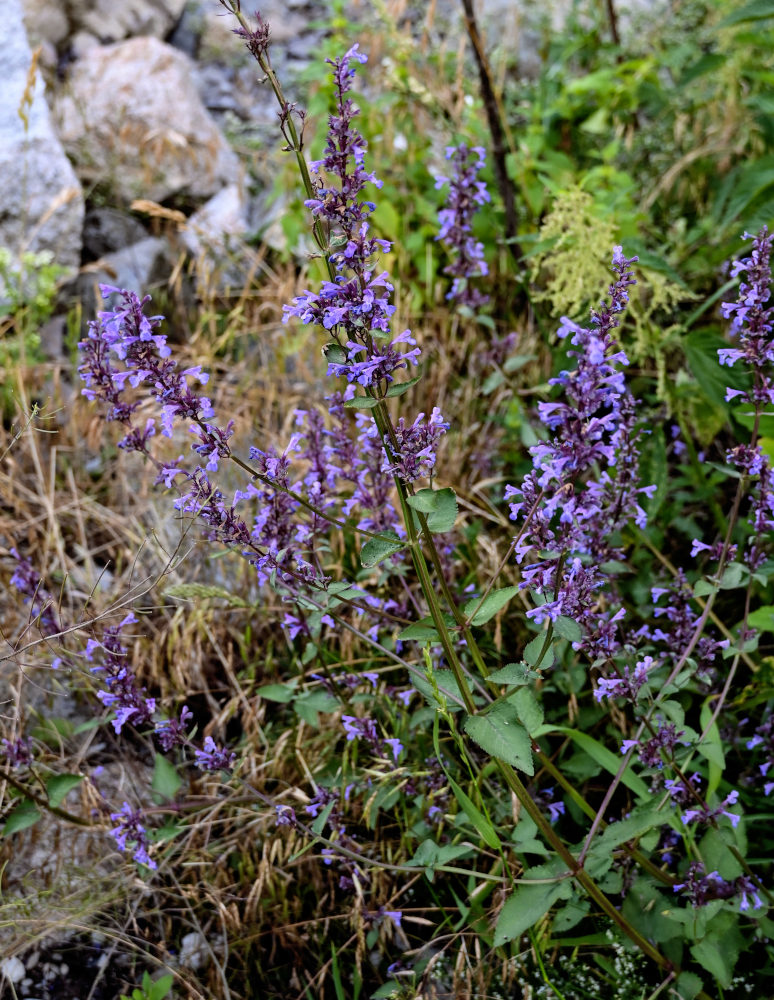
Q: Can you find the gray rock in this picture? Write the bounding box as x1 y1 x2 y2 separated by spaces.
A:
82 208 149 260
53 36 243 203
80 236 172 302
0 0 84 272
181 183 248 257
69 0 187 44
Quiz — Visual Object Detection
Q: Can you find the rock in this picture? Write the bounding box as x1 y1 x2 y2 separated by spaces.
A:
181 183 248 257
69 0 187 44
21 0 70 49
0 956 26 983
79 237 172 311
178 931 208 969
0 0 84 272
53 36 242 204
82 208 149 261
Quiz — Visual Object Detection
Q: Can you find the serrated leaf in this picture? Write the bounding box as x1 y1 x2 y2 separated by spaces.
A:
360 533 403 567
152 754 182 801
508 687 544 736
385 375 421 397
46 774 84 809
464 705 534 774
552 615 582 642
164 583 249 608
463 586 518 626
674 971 704 1000
489 662 536 686
407 488 457 533
257 682 297 703
493 861 572 945
344 396 379 409
3 800 41 835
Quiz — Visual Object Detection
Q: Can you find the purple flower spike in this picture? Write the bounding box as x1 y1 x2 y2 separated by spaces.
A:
504 248 650 655
283 48 421 390
109 801 157 870
435 144 491 308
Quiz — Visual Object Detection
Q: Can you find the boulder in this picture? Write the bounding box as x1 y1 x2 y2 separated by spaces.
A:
0 0 84 272
68 0 187 44
181 183 248 257
53 36 242 204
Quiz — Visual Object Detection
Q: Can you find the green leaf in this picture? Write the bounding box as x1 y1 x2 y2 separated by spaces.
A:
413 668 466 709
684 329 748 406
462 586 519 626
493 861 572 946
446 776 501 850
694 579 717 598
464 705 534 774
323 342 347 365
508 687 544 736
545 727 649 798
748 604 774 632
148 974 174 1000
46 774 84 809
674 971 704 1000
690 938 734 989
344 396 379 409
3 800 41 835
385 375 422 397
552 615 582 643
720 0 774 26
164 583 249 608
293 690 339 727
698 701 725 794
407 487 457 533
489 662 536 686
523 633 551 668
360 533 404 567
152 754 183 801
257 682 297 703
398 616 444 643
718 561 748 589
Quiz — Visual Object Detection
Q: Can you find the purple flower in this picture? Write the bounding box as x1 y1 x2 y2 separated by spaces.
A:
0 737 32 769
504 248 651 654
435 144 491 308
109 801 156 869
154 706 193 752
194 735 236 773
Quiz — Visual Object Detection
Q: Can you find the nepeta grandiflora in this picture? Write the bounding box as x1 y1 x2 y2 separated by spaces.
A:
435 144 491 308
504 247 654 647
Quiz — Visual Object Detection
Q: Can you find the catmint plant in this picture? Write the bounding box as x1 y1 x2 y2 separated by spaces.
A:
435 144 491 308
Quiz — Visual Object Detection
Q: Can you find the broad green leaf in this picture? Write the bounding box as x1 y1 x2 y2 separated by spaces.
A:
464 705 534 774
462 586 519 626
447 775 501 850
587 807 664 860
149 974 174 1000
293 690 339 727
3 800 41 835
398 617 442 643
385 375 421 397
322 342 347 365
489 662 536 686
674 971 704 1000
407 487 457 533
409 839 473 878
152 754 182 801
164 583 249 608
718 561 748 589
258 682 297 702
552 899 590 933
360 533 403 567
748 604 774 632
523 633 551 668
344 396 379 409
690 938 734 989
46 774 84 809
508 687 544 736
493 861 572 945
552 615 582 643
